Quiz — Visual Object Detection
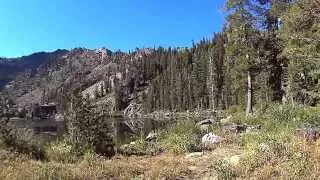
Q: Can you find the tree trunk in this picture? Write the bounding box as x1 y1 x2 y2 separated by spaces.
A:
281 63 289 104
207 56 216 111
246 70 253 116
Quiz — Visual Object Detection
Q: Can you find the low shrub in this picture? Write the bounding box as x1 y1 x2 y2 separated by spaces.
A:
3 127 45 160
45 140 78 163
119 138 149 156
119 136 163 156
82 150 104 163
228 104 320 129
245 140 293 171
236 104 320 178
264 104 320 130
159 120 202 154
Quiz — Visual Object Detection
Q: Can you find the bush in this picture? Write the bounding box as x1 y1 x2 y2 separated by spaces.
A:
159 120 202 154
240 105 298 172
119 136 163 156
294 106 320 126
245 140 293 171
45 140 78 163
2 127 45 160
82 150 104 163
236 104 320 178
0 116 45 160
119 138 149 156
229 104 320 129
265 104 301 127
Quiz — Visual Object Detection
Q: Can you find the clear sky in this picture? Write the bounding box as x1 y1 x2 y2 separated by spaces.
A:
0 0 225 57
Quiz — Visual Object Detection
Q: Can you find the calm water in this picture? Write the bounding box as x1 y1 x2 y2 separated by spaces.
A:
9 116 163 146
111 117 164 146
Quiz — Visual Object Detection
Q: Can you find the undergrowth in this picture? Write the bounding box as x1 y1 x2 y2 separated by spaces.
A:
230 104 320 179
0 104 320 179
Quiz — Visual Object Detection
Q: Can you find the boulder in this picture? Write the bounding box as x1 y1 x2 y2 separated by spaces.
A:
201 133 222 150
124 103 142 118
146 131 157 141
130 141 136 145
54 113 64 122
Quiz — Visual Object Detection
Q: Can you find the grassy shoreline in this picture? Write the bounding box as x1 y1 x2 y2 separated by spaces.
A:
1 104 320 179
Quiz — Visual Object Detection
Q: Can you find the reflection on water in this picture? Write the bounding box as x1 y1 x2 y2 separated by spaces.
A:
9 117 66 141
111 117 164 147
9 116 164 147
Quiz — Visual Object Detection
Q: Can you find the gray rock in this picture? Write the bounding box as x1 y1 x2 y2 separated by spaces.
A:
146 131 157 141
201 133 222 150
130 141 136 145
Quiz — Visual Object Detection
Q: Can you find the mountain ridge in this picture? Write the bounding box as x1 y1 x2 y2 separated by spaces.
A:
0 46 159 114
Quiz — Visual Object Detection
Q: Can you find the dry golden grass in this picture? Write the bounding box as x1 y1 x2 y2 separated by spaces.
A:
1 139 319 180
0 151 192 180
0 145 240 180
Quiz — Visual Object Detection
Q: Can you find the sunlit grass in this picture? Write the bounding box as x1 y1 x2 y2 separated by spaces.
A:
0 104 320 179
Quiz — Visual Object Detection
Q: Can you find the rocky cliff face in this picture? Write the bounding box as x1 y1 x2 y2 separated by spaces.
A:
0 50 68 89
0 48 155 114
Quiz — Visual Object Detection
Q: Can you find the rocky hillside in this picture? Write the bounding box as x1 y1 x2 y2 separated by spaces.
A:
0 50 68 89
0 47 157 113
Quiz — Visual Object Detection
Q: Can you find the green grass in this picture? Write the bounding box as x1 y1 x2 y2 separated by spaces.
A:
231 104 320 179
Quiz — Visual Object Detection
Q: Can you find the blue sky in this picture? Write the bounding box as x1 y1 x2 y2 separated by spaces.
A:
0 0 225 57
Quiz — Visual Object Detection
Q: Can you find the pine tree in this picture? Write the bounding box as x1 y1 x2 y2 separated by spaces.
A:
207 33 226 110
225 0 265 115
279 0 320 105
66 92 114 156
